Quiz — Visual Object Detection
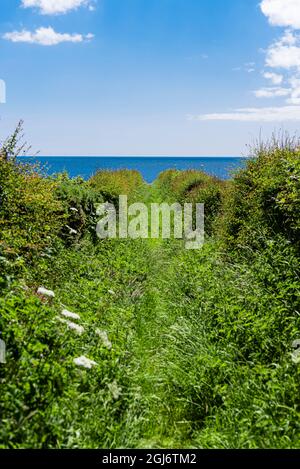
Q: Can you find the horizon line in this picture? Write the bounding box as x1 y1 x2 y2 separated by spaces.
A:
20 155 245 159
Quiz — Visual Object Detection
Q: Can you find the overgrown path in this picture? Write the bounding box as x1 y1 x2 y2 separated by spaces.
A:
115 184 203 448
2 171 299 449
45 182 198 448
2 142 300 449
43 180 300 449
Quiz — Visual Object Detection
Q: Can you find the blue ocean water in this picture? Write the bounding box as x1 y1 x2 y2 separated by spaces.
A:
20 157 245 183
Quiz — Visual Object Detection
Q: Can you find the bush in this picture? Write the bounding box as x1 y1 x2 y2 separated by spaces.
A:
89 169 145 205
0 159 66 259
0 122 105 262
55 173 102 243
220 137 300 252
156 169 225 234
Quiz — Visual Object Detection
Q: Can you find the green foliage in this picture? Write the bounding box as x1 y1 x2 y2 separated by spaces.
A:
219 136 300 251
0 120 31 162
0 158 66 259
119 238 300 449
1 125 300 449
0 154 102 267
55 173 102 242
169 241 300 448
0 238 149 448
156 169 225 233
89 169 145 204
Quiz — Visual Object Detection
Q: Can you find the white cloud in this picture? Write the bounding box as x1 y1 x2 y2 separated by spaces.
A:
263 71 283 84
288 76 300 102
267 44 300 69
287 97 300 104
3 27 94 46
254 86 290 97
22 0 92 15
189 106 300 122
233 62 256 73
191 1 300 123
245 61 256 73
260 0 300 30
266 31 300 69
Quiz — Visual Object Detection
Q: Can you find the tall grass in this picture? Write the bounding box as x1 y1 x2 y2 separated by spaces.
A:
0 125 300 448
156 169 225 234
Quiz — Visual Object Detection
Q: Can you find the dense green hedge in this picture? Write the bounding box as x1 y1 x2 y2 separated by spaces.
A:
0 159 66 259
55 173 102 244
89 169 145 205
219 139 300 252
156 169 225 234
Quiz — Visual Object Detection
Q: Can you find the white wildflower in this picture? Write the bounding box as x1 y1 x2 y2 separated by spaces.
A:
96 329 112 350
57 317 84 335
108 289 116 296
291 350 300 364
37 287 55 298
66 225 78 235
67 322 84 334
61 309 81 321
108 380 121 400
74 356 97 369
70 207 79 212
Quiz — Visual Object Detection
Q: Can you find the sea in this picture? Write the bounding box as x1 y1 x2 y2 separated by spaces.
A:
20 156 246 183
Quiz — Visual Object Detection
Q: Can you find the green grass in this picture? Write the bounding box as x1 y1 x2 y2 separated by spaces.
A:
1 130 300 448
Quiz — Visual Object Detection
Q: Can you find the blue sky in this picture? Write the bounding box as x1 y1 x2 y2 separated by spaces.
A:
0 0 300 156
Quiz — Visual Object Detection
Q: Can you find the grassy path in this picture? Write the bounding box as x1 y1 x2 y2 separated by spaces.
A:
114 184 203 448
46 182 198 448
3 178 299 449
124 239 185 447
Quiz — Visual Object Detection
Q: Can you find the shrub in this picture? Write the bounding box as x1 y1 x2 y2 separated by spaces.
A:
156 169 225 234
0 123 106 263
55 173 102 243
0 159 66 259
89 169 145 204
220 137 300 252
